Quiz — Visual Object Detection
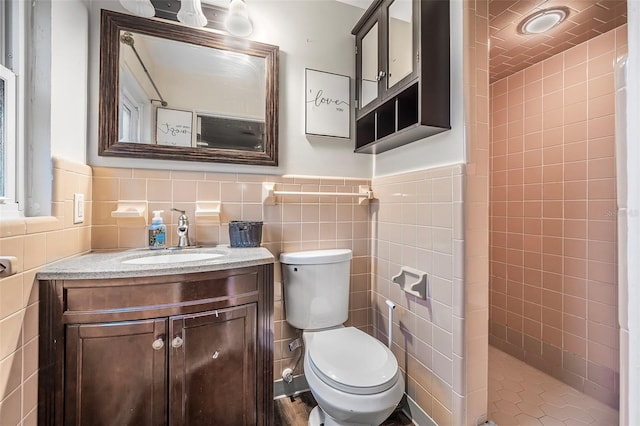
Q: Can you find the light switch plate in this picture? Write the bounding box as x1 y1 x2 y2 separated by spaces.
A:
73 193 85 224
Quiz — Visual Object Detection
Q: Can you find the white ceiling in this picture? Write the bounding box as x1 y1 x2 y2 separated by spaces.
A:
128 32 265 81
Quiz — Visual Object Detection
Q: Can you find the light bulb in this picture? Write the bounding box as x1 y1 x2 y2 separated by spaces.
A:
119 0 155 18
177 0 208 28
225 0 253 37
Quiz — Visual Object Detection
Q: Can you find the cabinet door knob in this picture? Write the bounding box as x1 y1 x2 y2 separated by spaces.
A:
172 336 184 348
376 71 386 81
151 338 165 350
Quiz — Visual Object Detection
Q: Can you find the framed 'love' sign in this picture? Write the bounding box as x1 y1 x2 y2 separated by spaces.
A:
305 68 350 139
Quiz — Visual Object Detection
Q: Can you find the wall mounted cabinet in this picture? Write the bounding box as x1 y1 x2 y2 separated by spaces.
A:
39 265 273 426
352 0 450 154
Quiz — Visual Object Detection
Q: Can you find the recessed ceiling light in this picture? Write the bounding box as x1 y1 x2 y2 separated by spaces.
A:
518 7 569 35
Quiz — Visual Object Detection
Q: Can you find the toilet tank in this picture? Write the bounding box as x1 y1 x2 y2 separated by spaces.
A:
280 249 352 330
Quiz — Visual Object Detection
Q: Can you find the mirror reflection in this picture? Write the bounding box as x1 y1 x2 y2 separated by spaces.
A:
99 10 279 166
387 0 413 88
360 23 378 109
118 31 266 152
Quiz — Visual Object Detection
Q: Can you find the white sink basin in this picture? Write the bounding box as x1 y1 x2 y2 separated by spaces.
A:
122 252 225 265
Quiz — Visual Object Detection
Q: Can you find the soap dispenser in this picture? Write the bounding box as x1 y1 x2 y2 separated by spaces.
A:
149 210 167 249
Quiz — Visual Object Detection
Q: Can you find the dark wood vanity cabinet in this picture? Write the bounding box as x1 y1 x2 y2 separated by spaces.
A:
39 265 273 426
352 0 450 154
169 304 257 425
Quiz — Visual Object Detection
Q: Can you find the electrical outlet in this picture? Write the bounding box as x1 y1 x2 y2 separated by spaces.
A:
73 193 85 224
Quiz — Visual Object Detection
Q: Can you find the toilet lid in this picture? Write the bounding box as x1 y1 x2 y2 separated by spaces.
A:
307 327 399 395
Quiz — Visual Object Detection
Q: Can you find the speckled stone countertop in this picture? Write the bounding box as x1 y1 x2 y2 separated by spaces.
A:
36 246 275 280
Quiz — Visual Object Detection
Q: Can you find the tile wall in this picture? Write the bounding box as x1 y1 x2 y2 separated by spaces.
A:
90 167 371 379
463 0 491 423
371 164 465 425
489 25 627 408
0 158 92 425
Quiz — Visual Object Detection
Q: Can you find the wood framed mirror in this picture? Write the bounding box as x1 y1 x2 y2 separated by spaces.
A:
99 10 279 166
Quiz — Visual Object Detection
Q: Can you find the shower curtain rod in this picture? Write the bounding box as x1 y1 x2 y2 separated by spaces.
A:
120 32 167 107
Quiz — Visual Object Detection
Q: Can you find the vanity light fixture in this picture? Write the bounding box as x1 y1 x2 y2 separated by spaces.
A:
119 0 155 18
518 7 569 35
177 0 208 27
224 0 253 37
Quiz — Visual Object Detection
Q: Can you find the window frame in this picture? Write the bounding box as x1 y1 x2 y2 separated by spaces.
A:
0 0 26 217
0 64 17 208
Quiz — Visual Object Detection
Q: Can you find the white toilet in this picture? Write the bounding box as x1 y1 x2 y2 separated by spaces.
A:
280 249 404 426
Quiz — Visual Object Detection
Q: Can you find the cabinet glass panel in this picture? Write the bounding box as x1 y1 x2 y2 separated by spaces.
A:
387 0 413 88
360 23 379 109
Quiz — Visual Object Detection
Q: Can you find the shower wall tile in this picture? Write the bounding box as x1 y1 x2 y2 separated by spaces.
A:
489 26 626 409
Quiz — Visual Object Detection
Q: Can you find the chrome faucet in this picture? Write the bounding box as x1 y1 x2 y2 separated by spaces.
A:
172 208 191 248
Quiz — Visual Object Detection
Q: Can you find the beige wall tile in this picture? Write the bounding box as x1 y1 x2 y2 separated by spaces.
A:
0 349 22 401
196 181 220 201
147 180 172 202
51 169 70 203
93 177 119 202
172 180 197 203
24 217 61 234
119 178 147 200
22 372 37 418
118 227 146 248
45 229 79 263
0 311 24 360
0 384 21 425
91 226 119 249
92 167 131 178
241 204 263 221
0 275 23 320
170 171 204 181
21 270 38 307
0 160 90 426
22 234 46 271
242 183 263 203
133 169 170 179
220 182 243 202
1 236 24 273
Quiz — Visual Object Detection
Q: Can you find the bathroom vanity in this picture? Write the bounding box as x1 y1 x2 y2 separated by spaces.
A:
37 247 274 426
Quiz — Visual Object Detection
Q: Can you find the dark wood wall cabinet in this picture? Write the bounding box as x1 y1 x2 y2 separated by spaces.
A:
352 0 450 154
39 264 274 426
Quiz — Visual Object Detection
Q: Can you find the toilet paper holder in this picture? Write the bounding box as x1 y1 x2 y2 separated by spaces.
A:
392 267 428 300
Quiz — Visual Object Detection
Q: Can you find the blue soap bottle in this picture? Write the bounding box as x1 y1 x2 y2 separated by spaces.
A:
149 210 167 249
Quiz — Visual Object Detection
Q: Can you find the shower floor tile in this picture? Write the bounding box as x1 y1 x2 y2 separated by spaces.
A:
488 346 618 426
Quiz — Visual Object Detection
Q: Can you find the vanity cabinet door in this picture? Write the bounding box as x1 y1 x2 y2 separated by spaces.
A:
64 319 168 426
169 304 257 426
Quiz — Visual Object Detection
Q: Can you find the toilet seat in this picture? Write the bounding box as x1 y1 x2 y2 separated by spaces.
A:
306 327 399 395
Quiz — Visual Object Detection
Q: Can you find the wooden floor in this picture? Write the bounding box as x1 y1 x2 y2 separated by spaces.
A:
274 391 413 426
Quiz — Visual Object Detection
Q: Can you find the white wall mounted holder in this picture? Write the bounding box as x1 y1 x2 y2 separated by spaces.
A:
392 267 428 300
111 200 148 227
0 256 18 278
262 182 374 205
385 299 396 348
195 201 221 224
